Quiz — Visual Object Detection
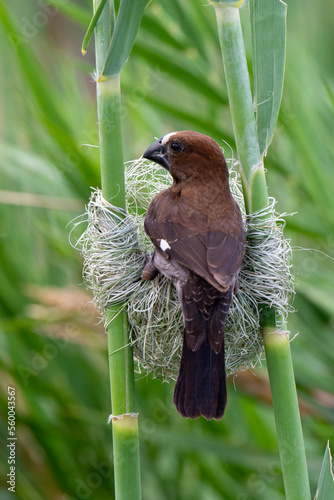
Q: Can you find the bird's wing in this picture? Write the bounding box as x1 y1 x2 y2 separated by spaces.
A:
144 216 244 290
206 229 244 289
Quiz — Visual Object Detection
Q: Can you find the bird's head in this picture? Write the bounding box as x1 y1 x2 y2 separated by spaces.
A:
142 130 229 184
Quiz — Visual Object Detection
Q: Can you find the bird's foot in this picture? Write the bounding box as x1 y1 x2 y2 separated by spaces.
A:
141 252 159 281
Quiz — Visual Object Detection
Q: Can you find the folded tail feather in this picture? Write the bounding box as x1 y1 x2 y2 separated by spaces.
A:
173 277 233 420
173 335 226 420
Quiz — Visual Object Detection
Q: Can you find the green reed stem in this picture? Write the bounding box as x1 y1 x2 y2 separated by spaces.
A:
264 319 311 500
212 3 311 498
93 1 141 498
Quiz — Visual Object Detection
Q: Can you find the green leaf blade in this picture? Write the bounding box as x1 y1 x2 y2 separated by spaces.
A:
250 0 287 156
82 0 108 55
315 442 334 500
102 0 150 77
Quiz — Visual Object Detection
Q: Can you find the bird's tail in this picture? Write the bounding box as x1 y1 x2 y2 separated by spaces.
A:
173 334 227 420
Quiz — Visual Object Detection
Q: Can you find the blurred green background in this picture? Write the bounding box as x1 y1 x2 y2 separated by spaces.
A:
0 1 333 499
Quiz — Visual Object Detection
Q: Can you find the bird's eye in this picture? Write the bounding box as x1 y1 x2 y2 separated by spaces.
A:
170 141 182 153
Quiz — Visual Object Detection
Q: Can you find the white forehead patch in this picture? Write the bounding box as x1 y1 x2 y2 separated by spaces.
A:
160 239 171 251
162 132 177 146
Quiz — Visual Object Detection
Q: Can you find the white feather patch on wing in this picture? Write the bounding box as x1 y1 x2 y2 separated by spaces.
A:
160 239 171 251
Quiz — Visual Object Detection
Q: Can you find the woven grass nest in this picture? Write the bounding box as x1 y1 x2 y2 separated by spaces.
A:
76 158 294 382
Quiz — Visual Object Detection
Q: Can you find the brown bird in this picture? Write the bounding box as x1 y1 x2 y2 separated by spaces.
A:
141 130 245 420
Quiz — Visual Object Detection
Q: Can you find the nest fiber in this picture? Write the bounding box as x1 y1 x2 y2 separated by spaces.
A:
77 159 294 382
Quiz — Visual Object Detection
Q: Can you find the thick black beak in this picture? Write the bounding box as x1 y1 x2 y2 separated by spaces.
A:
143 137 169 171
